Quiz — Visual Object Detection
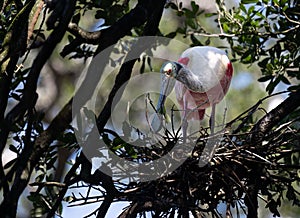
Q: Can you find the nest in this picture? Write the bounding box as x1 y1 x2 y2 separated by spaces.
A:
99 116 300 217
66 104 300 217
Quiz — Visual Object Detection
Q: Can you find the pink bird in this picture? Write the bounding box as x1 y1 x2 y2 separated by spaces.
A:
154 46 233 136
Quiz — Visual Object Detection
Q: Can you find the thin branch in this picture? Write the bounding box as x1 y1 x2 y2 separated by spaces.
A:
68 22 102 42
187 24 300 38
283 11 300 25
30 181 67 188
46 158 81 218
27 1 45 46
225 91 289 133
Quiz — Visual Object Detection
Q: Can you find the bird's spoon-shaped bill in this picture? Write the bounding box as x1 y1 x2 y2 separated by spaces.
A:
150 72 176 132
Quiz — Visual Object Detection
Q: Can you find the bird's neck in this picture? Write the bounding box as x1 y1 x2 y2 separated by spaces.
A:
176 67 206 92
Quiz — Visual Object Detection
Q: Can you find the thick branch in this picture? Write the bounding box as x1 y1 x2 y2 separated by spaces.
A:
92 2 166 217
0 0 167 217
252 89 300 139
244 89 300 218
60 23 102 57
96 0 166 131
0 0 76 215
61 0 150 57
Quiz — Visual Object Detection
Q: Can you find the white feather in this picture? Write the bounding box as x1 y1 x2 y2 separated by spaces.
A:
180 46 230 92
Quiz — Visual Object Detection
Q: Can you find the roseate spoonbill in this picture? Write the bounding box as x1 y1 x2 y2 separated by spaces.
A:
153 46 233 137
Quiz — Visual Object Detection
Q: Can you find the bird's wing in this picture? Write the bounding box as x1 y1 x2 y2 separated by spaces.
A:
181 46 230 92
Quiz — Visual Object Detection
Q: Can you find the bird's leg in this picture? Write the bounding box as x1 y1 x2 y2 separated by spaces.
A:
209 104 216 134
182 117 188 143
182 100 188 143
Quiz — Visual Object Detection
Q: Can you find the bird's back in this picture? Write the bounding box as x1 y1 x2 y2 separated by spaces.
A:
175 46 233 120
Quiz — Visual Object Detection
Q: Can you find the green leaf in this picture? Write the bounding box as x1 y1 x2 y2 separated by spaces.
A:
179 2 183 9
258 75 273 82
124 144 137 158
240 4 247 13
167 2 178 10
46 156 57 170
102 133 111 145
241 53 253 64
265 199 280 217
186 18 197 29
222 23 230 32
287 85 300 92
4 158 17 169
205 38 211 45
176 27 186 34
191 1 199 13
184 8 194 18
165 31 177 38
248 5 255 15
60 132 76 144
279 75 290 85
67 35 74 42
205 12 217 17
9 144 19 154
112 137 124 147
266 76 280 94
286 186 296 201
176 10 184 16
241 0 258 4
36 174 45 182
190 34 203 46
258 57 270 68
165 113 171 123
72 12 81 24
64 196 74 203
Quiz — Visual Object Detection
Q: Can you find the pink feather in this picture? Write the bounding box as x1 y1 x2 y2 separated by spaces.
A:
175 48 233 121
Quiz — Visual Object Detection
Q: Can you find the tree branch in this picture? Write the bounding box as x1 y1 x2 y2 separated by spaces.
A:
243 89 300 218
252 89 300 140
0 0 76 215
96 0 166 131
46 155 80 218
0 0 36 197
0 0 75 155
68 22 102 42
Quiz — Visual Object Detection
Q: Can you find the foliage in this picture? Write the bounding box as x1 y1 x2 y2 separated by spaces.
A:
0 0 299 218
166 0 300 94
219 0 299 94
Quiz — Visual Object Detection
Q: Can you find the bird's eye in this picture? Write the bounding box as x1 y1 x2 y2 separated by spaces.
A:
161 62 175 77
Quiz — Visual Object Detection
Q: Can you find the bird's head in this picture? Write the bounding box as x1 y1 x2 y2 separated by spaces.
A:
160 61 182 78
